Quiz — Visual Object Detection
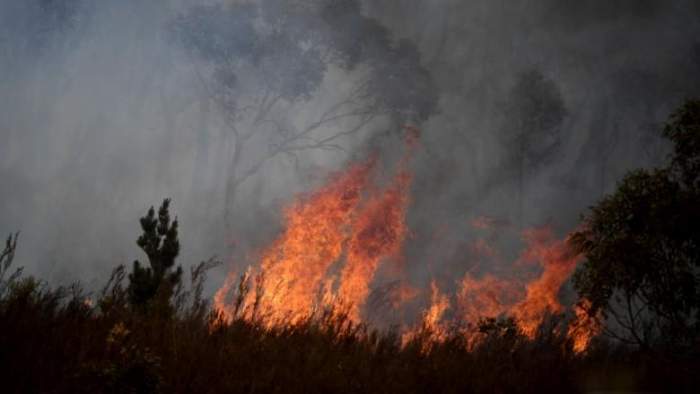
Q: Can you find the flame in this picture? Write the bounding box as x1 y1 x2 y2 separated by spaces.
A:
422 280 450 340
456 226 583 338
212 160 375 325
212 269 239 322
214 128 601 352
214 131 414 325
511 226 581 337
253 159 374 324
337 168 411 322
567 299 601 353
402 280 450 348
457 273 521 324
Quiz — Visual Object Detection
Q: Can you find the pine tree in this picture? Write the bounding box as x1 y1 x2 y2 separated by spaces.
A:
128 199 183 309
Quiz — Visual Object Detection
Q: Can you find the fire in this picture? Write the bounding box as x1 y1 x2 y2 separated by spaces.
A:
227 159 374 324
512 226 581 337
402 280 450 348
256 159 376 323
456 226 583 339
567 299 601 353
215 132 414 326
337 168 411 322
214 129 600 352
457 273 521 325
212 268 239 322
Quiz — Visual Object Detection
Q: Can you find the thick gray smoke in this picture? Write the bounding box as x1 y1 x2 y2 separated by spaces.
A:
366 0 700 287
1 0 699 297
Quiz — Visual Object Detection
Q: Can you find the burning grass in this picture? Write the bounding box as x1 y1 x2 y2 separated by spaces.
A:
213 137 600 354
1 127 698 392
0 267 697 393
0 226 697 393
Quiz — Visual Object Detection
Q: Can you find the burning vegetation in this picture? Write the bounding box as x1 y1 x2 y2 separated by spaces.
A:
213 129 601 353
3 99 700 392
2 0 700 392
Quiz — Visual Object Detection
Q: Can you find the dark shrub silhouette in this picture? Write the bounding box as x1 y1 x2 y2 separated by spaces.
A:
128 199 183 313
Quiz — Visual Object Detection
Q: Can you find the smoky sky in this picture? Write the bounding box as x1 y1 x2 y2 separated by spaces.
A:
1 0 699 295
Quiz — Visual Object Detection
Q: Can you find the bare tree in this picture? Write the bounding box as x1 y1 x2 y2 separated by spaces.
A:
171 0 438 230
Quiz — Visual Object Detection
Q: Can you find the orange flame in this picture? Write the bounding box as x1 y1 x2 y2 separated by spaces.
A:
402 280 450 348
255 160 374 323
512 226 581 337
567 299 601 353
212 160 375 325
214 128 600 352
457 273 521 324
338 169 411 322
422 280 450 339
456 226 583 339
213 268 239 322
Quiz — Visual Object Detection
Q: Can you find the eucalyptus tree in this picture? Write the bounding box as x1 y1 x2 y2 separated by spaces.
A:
571 100 700 350
171 0 438 229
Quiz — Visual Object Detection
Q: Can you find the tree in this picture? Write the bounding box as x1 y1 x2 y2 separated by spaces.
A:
501 69 567 224
571 100 700 350
128 199 183 309
171 0 438 229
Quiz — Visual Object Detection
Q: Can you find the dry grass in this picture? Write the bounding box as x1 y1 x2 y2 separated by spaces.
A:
0 239 697 393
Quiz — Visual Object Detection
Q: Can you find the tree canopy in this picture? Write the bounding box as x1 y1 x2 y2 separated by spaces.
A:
571 99 700 349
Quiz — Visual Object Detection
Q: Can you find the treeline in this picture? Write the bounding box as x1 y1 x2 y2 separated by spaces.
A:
1 100 699 392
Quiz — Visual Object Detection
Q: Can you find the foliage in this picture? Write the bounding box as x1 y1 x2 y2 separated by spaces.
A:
571 99 700 350
127 199 183 311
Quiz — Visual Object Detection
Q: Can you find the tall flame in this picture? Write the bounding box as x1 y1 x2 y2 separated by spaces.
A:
215 128 600 352
214 159 375 324
337 168 411 322
254 160 374 323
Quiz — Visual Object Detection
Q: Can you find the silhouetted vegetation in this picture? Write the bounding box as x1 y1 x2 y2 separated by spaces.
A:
2 154 700 393
3 1 700 391
572 99 700 352
128 199 183 314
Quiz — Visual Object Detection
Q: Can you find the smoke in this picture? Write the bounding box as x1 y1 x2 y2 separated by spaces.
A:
365 0 700 287
1 0 699 299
